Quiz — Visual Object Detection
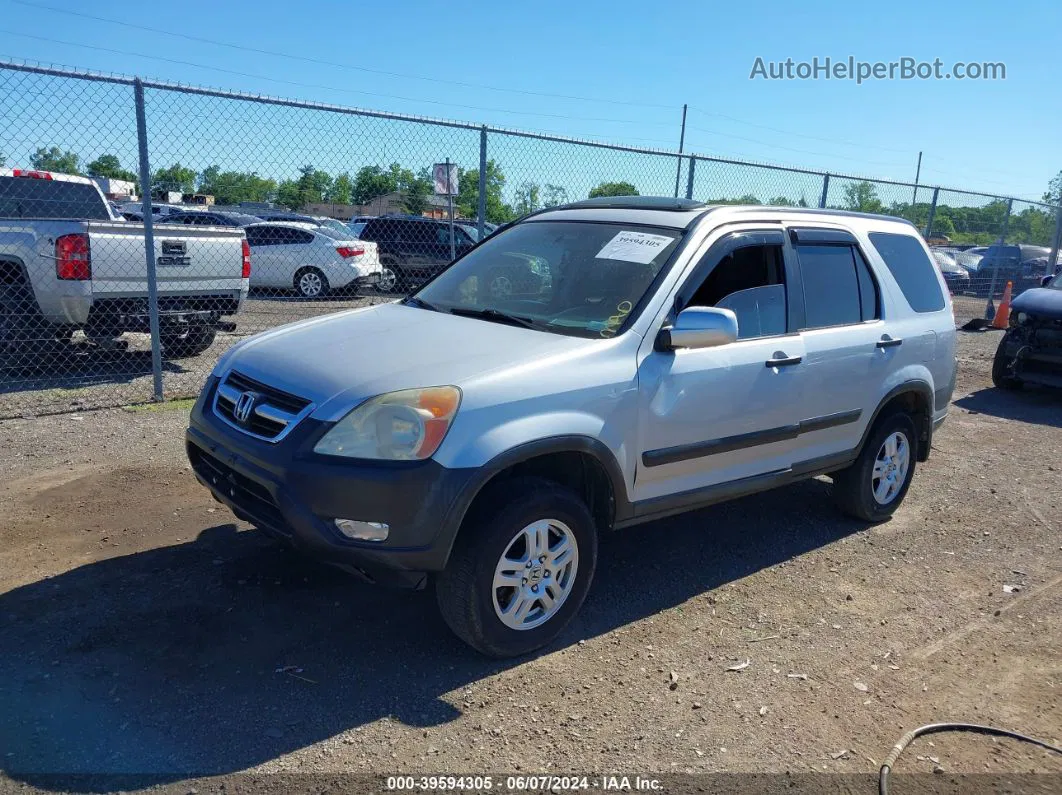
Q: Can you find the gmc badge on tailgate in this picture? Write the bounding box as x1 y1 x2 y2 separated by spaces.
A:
158 240 191 267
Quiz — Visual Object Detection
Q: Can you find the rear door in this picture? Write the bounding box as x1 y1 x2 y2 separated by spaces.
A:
785 227 889 462
634 226 808 504
245 225 283 287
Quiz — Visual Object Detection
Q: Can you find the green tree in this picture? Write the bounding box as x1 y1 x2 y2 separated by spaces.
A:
197 166 276 205
30 146 81 175
542 183 569 207
276 165 333 210
513 181 541 216
152 163 197 194
841 181 884 213
457 159 514 223
767 196 797 207
1043 169 1062 206
588 181 638 198
708 194 761 206
85 154 138 184
0 153 5 167
398 167 433 215
351 165 396 205
326 172 353 205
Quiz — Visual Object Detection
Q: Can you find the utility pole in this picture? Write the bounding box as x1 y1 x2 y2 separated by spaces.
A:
673 104 687 198
911 151 922 208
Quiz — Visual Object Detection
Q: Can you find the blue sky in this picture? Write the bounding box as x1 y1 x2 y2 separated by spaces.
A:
0 0 1057 204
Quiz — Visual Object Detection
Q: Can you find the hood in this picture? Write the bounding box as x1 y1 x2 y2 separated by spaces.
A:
222 302 592 417
1010 287 1062 320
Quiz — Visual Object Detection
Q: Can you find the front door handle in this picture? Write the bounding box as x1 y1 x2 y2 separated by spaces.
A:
765 355 802 368
876 337 903 349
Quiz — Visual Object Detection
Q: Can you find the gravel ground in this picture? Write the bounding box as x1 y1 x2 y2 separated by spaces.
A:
1 331 1060 794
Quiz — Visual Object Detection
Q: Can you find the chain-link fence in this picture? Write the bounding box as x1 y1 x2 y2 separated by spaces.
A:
1 60 1060 417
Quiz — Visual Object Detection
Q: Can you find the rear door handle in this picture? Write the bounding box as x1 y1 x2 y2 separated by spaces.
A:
876 337 903 349
765 355 802 368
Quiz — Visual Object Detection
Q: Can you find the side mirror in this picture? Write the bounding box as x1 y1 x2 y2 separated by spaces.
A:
1042 275 1054 287
656 306 739 351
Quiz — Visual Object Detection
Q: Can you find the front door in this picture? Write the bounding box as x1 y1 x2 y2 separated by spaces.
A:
634 227 808 504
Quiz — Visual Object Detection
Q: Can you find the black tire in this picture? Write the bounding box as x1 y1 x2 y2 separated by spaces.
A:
832 411 918 522
991 337 1023 390
294 267 329 298
161 325 217 358
376 257 400 293
436 476 598 658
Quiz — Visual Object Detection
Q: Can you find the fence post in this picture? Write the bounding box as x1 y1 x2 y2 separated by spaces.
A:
685 155 696 201
819 174 830 209
984 198 1013 320
133 78 163 403
1048 205 1062 280
477 126 487 238
924 187 939 240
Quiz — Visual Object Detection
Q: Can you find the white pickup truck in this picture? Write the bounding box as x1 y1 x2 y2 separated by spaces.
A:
0 168 249 367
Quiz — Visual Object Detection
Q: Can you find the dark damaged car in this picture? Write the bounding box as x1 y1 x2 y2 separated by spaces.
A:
992 271 1062 390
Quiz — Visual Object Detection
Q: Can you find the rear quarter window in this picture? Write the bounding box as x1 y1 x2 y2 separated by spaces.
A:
868 232 946 313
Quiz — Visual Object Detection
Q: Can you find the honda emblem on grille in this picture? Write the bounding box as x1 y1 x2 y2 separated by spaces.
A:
233 391 257 424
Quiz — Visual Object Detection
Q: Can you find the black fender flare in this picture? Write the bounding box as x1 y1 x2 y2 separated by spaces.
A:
436 435 632 565
858 380 934 462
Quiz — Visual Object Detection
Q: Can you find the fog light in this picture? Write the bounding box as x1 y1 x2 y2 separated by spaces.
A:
333 518 389 542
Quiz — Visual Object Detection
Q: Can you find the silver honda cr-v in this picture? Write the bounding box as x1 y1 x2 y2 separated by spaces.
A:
187 197 957 657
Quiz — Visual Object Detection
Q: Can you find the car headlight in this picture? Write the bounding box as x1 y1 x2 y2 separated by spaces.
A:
313 386 461 460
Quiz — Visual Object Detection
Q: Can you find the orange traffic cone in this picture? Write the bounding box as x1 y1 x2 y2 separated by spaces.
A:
992 281 1013 329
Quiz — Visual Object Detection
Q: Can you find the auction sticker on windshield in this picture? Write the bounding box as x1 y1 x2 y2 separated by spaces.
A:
595 231 674 264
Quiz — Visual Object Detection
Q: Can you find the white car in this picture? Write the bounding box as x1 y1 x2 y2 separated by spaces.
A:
244 222 382 297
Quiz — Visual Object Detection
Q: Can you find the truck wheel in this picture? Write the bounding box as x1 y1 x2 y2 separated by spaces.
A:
436 476 598 657
991 339 1023 390
294 267 329 298
161 325 217 358
832 411 918 522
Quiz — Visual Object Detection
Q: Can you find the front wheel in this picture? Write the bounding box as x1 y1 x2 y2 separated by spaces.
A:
436 477 598 657
992 337 1023 390
832 411 918 522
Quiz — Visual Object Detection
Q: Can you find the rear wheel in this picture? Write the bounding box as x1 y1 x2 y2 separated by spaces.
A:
436 477 598 657
992 337 1023 390
376 257 399 293
294 267 329 298
832 411 917 522
161 325 217 358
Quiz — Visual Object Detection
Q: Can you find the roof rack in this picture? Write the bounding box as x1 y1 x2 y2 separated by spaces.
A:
560 196 707 211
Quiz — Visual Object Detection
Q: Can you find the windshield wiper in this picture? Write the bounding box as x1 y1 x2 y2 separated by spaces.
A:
401 296 440 312
448 307 538 330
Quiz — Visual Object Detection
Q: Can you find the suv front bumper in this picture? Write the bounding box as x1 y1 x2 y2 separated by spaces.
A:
186 378 475 587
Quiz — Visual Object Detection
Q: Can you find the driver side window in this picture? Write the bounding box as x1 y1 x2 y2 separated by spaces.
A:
682 243 787 340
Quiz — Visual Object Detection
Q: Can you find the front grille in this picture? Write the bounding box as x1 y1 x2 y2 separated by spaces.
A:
213 370 312 441
188 445 288 536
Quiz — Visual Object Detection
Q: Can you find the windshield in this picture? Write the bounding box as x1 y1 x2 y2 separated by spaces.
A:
0 176 111 219
315 226 353 240
319 218 350 234
1048 273 1062 290
414 220 683 338
458 224 480 242
348 221 367 237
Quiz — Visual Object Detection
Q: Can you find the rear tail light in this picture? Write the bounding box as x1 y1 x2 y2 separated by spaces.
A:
241 239 252 278
336 246 365 258
12 168 54 180
55 233 90 280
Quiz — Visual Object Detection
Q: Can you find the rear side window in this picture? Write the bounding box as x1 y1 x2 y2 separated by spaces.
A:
0 176 111 220
796 244 880 329
868 232 946 313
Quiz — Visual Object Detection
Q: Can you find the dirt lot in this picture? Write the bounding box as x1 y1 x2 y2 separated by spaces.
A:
1 331 1060 794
